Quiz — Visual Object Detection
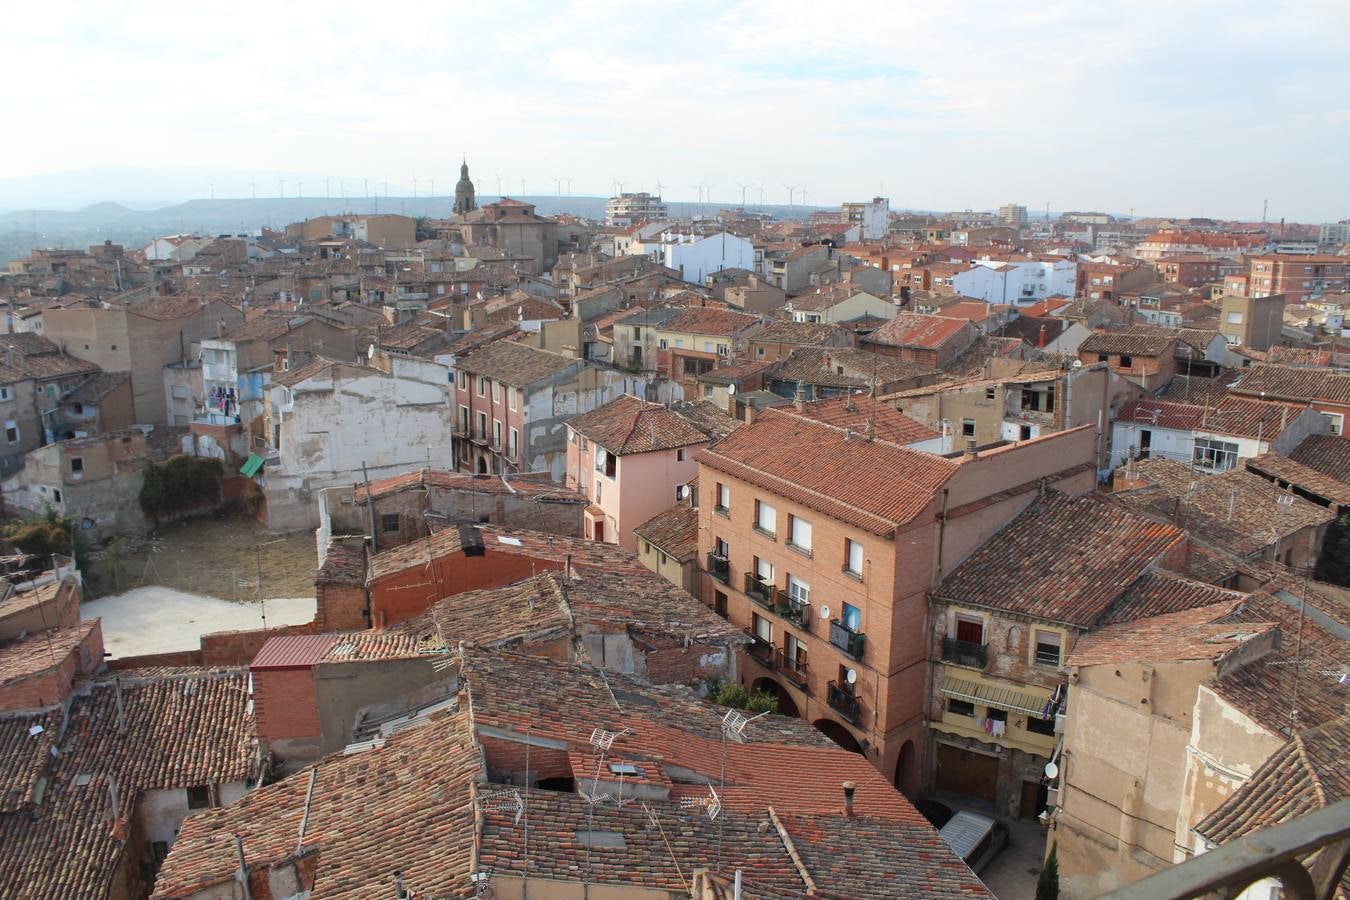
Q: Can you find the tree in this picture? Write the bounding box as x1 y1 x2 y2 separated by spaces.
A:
1315 513 1350 587
707 680 779 716
1036 841 1060 900
3 505 90 574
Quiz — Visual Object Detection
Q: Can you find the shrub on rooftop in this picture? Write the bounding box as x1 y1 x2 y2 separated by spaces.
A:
139 455 225 525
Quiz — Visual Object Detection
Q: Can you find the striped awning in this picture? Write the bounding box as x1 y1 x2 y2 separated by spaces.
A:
940 672 1050 717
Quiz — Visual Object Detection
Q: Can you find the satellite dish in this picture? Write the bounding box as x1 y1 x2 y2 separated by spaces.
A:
727 384 736 395
1044 761 1059 779
820 605 831 620
845 668 857 685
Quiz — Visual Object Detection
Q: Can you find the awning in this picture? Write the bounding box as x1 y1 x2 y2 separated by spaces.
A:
940 672 1050 718
240 452 264 478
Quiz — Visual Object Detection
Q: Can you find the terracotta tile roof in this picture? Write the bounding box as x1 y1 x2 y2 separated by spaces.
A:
569 394 712 454
1067 600 1268 667
0 709 61 812
0 620 98 691
1078 325 1179 356
696 409 959 537
64 371 128 404
867 313 971 349
1289 434 1350 480
220 313 312 342
1195 715 1350 846
390 574 572 649
748 320 847 345
0 669 259 898
1098 570 1250 626
456 339 578 386
316 539 366 585
1115 396 1312 441
655 306 760 336
353 468 581 503
785 394 938 445
667 400 742 443
151 706 481 900
1247 451 1350 506
1155 374 1236 405
271 356 380 387
999 315 1066 347
1206 583 1350 734
1110 459 1334 557
633 503 698 560
935 492 1185 628
1230 364 1350 405
771 346 939 390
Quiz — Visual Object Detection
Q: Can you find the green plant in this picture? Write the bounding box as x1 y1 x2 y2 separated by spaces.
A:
709 681 779 716
1315 513 1350 587
139 455 225 524
3 505 91 575
1036 841 1060 900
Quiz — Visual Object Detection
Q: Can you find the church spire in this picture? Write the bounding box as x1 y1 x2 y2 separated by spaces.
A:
454 159 476 215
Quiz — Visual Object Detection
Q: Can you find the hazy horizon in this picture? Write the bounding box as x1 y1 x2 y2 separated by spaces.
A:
2 1 1348 222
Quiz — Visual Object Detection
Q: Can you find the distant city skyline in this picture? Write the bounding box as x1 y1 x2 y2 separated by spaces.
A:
2 1 1348 220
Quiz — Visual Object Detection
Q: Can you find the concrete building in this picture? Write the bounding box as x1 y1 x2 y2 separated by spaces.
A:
42 294 244 426
565 394 736 550
644 231 755 285
634 500 699 594
997 203 1028 227
1246 254 1349 301
456 198 559 275
605 191 668 226
1134 231 1269 261
258 358 450 532
2 428 152 539
452 340 647 480
1077 326 1182 391
951 259 1077 305
782 285 896 325
1318 221 1350 247
1110 396 1327 471
284 214 416 248
841 197 890 240
696 408 1097 795
1230 364 1350 436
1219 293 1287 349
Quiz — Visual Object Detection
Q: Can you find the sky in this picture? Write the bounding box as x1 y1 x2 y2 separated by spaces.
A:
2 0 1348 221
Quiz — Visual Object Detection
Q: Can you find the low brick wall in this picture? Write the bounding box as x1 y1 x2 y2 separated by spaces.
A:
200 620 318 667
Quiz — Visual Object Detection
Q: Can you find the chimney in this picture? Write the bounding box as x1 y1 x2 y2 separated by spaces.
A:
794 380 806 411
565 553 573 579
1037 323 1047 348
842 781 856 817
393 871 409 899
965 439 978 458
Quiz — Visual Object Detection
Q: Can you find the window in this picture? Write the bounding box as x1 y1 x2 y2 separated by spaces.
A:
947 699 975 717
4 421 17 444
1027 716 1056 736
753 613 772 643
1118 355 1133 368
716 482 730 514
954 614 983 645
789 515 812 553
52 489 62 503
961 419 976 437
381 513 400 533
509 388 518 411
845 539 863 577
985 387 996 400
842 602 861 632
0 387 9 402
70 457 83 474
493 419 503 449
1033 630 1062 667
477 375 486 397
509 427 519 459
476 411 487 438
458 370 467 389
492 382 501 403
1097 353 1109 362
787 574 810 604
755 556 774 584
714 590 728 618
1193 437 1240 471
755 500 777 537
676 448 685 462
1323 413 1343 436
186 785 212 810
659 338 669 350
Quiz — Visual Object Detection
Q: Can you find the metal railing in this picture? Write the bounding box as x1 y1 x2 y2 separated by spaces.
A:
942 636 988 669
773 591 811 632
744 573 774 608
706 553 730 583
830 620 865 660
746 634 775 667
1097 798 1350 900
775 647 808 690
826 681 861 726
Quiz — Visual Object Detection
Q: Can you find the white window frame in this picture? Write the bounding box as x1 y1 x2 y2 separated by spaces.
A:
787 574 810 604
1033 629 1062 668
755 500 777 536
716 482 730 512
789 515 812 552
477 375 486 397
845 539 863 577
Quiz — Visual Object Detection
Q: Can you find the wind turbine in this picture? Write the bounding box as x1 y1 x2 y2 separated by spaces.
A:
737 182 751 209
800 186 808 208
520 177 528 195
563 177 573 196
611 178 626 196
757 185 766 208
654 178 665 198
553 177 565 197
494 174 504 197
412 176 418 198
784 184 798 206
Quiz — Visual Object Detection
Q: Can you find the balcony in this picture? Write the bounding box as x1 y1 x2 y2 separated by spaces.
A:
706 553 730 584
830 620 865 660
826 681 861 726
942 637 988 669
775 647 808 691
743 573 774 609
470 426 489 445
746 634 775 667
772 590 811 632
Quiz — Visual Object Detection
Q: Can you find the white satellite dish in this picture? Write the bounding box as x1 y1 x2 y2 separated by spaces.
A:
1044 761 1059 779
727 384 736 395
820 605 831 620
845 668 857 685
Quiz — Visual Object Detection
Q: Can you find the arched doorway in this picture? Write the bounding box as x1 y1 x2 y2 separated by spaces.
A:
813 718 862 753
752 677 799 719
476 456 488 474
895 739 918 798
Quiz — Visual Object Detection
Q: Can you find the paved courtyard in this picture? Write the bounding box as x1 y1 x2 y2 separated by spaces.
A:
81 585 316 658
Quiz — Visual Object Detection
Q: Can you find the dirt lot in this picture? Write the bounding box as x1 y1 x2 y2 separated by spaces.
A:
90 513 319 600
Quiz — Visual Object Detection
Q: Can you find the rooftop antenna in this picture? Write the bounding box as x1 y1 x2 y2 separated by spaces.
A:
716 708 769 867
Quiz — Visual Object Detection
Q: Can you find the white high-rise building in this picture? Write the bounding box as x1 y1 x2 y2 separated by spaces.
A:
840 197 890 240
998 203 1028 227
606 192 668 226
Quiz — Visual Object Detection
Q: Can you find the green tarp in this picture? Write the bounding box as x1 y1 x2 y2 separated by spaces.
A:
240 452 263 477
